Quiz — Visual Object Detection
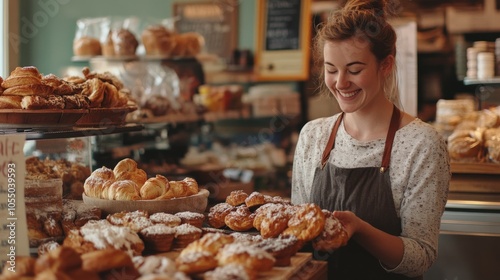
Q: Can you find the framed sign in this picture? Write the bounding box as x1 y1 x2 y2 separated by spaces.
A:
255 0 312 81
173 0 238 61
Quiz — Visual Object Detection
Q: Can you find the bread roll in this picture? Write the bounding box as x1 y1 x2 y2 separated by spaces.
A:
73 36 102 56
141 25 176 56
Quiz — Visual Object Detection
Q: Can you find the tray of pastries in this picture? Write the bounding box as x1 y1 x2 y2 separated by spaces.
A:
82 158 209 215
0 65 137 128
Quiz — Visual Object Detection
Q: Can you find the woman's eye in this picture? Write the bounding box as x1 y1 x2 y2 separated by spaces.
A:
326 69 337 74
349 70 361 75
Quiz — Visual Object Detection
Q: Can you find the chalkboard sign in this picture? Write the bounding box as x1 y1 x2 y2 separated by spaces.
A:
255 0 311 81
173 1 238 61
265 0 302 51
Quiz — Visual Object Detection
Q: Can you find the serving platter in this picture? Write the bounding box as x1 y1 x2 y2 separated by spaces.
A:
75 106 137 127
0 109 87 128
82 188 210 215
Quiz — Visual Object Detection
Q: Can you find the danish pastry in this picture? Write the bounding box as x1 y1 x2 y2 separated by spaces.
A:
245 191 268 208
253 203 293 238
224 205 255 232
281 203 325 242
216 243 275 272
207 202 234 229
226 190 249 206
312 210 349 252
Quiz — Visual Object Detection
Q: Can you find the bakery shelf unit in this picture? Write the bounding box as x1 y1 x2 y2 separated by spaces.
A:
462 77 500 109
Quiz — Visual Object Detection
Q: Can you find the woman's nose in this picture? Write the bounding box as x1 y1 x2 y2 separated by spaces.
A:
336 72 350 89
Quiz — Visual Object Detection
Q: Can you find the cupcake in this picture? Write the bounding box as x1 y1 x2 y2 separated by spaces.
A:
149 212 182 227
140 224 176 252
173 223 202 249
174 211 205 228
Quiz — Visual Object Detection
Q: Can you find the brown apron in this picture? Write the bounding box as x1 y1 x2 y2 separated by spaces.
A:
309 105 416 280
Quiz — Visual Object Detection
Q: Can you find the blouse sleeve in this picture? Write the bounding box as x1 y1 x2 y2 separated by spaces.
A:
386 125 450 276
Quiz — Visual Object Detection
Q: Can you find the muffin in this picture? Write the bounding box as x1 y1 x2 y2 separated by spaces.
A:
173 224 202 249
149 212 182 227
174 211 205 228
140 224 176 252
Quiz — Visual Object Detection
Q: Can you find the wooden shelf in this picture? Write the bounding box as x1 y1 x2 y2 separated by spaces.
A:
463 77 500 85
450 162 500 175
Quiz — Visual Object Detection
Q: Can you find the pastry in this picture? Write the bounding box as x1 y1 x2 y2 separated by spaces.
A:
216 242 275 272
204 263 256 280
113 158 148 187
73 36 102 56
132 255 177 276
282 203 326 242
81 248 134 272
252 235 301 267
0 95 22 109
173 223 203 249
181 232 234 256
63 94 90 109
34 246 82 274
81 77 106 108
176 251 218 274
0 256 36 278
106 210 149 226
4 84 54 96
42 74 74 95
226 190 249 206
149 212 181 227
224 205 255 232
21 94 65 109
82 67 124 90
140 224 176 252
37 240 61 256
313 209 349 252
107 180 141 201
125 215 155 233
207 202 234 229
90 166 116 181
140 175 169 199
141 25 176 56
175 211 205 228
447 129 483 162
182 177 199 196
253 203 293 238
1 66 42 88
103 28 138 57
244 191 267 208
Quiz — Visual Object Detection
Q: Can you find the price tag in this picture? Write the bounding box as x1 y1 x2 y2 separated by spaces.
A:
0 135 29 271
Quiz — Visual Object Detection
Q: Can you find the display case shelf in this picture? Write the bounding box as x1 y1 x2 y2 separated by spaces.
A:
463 77 500 85
0 123 144 140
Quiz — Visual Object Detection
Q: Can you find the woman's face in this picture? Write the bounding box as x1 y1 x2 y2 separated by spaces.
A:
323 38 390 114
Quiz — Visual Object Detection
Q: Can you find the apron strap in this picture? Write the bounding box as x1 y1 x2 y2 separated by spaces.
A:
380 105 401 173
320 105 401 172
321 113 344 168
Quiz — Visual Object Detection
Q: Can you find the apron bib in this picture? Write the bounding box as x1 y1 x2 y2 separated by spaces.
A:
310 106 415 280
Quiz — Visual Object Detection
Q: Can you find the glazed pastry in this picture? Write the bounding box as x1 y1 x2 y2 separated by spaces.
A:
224 205 255 232
0 95 22 109
207 202 234 229
226 190 249 206
176 251 218 274
182 177 199 196
282 203 326 242
4 84 54 96
204 263 256 280
107 180 141 201
140 175 169 199
244 191 267 208
313 209 349 252
34 246 82 274
81 248 134 272
216 242 275 272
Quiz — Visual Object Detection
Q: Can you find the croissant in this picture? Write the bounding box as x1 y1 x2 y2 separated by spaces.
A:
113 158 138 177
0 95 22 109
182 177 198 196
107 180 141 201
1 66 42 88
101 82 120 108
91 166 115 181
4 84 54 96
140 175 168 199
42 74 73 95
81 78 105 107
83 177 106 198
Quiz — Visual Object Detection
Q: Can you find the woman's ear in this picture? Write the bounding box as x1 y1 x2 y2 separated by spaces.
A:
380 55 395 76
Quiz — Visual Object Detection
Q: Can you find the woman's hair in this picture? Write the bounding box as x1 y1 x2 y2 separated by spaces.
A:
314 0 402 107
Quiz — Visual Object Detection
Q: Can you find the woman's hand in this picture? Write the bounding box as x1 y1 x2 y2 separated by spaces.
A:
332 210 362 240
333 210 404 269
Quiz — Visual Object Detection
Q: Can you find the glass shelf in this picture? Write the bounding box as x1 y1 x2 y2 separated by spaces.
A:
463 77 500 85
0 123 144 140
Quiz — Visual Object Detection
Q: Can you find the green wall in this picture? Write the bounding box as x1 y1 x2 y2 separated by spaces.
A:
18 0 256 75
